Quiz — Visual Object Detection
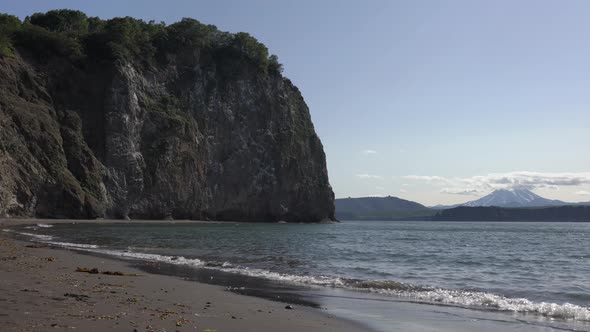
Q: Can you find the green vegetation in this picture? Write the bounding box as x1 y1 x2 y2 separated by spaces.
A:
0 9 284 74
213 31 284 76
0 14 21 56
269 54 284 73
145 94 192 129
162 18 219 50
15 23 84 60
29 9 89 34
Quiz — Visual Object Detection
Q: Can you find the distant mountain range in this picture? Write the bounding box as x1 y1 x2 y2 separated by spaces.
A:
336 188 590 221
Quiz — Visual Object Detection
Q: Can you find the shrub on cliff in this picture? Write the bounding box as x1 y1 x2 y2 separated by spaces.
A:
0 14 21 56
269 54 283 74
28 9 89 34
85 17 160 62
15 23 84 60
160 18 219 50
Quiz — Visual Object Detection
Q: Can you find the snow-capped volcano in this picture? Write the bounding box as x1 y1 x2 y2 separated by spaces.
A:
462 188 565 207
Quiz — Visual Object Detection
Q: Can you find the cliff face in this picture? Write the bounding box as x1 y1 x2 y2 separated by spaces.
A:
0 13 334 222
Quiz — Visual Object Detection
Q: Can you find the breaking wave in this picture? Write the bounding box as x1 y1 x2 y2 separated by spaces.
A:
348 281 590 321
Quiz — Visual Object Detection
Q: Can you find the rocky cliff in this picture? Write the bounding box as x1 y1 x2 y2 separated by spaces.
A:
0 11 335 222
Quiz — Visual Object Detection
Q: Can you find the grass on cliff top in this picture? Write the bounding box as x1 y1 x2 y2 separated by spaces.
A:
0 10 284 75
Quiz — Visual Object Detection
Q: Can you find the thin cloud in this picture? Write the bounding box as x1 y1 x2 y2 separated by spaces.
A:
576 190 590 196
440 188 482 196
404 175 449 183
362 149 377 155
473 172 590 188
400 188 407 193
356 174 383 180
405 171 590 194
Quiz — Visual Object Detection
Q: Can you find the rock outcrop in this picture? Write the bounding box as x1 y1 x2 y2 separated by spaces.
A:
0 11 334 222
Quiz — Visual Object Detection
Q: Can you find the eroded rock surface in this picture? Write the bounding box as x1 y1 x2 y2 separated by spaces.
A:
0 15 334 222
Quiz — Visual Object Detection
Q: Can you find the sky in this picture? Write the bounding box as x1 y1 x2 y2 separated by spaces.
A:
3 0 590 205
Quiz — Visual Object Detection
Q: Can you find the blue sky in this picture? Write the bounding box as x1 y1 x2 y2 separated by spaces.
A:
3 0 590 205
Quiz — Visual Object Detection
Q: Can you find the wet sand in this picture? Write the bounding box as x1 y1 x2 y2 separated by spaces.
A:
0 219 367 332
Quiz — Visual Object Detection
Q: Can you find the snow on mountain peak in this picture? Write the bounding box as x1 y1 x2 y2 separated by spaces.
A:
461 188 564 207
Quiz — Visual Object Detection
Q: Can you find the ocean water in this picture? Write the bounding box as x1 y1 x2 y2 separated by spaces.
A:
6 220 590 331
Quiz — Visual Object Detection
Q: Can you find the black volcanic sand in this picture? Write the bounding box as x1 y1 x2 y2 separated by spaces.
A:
136 261 322 308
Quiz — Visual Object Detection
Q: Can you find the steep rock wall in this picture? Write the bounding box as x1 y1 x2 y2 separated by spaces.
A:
0 40 334 222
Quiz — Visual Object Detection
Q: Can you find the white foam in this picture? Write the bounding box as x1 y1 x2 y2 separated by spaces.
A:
97 250 206 267
36 224 53 228
47 241 99 249
215 265 345 287
361 286 590 321
15 231 54 241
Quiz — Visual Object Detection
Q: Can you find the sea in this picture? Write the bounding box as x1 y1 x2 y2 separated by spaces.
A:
5 220 590 332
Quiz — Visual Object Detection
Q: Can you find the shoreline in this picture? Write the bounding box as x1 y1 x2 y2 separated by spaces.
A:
4 219 590 332
0 218 339 225
0 218 248 226
0 219 368 332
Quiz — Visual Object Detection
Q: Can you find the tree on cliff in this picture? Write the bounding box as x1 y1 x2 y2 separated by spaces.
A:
0 9 284 74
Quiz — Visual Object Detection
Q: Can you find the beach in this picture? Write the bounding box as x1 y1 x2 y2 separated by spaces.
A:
2 219 590 332
0 219 366 332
